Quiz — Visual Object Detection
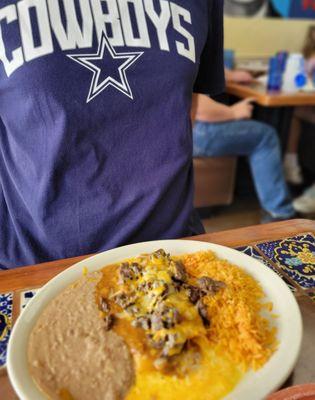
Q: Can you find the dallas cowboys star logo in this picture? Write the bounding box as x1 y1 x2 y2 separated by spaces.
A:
67 33 143 103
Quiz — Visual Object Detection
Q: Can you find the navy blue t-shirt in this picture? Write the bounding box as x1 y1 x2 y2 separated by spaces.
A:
0 0 224 269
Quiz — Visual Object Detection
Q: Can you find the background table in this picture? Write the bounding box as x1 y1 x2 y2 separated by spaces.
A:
226 82 315 153
1 219 314 399
226 82 315 107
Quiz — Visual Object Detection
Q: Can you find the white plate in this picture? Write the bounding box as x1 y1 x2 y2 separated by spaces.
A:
7 240 303 400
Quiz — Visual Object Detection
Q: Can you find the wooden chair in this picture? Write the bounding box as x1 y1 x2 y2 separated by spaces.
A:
193 157 238 208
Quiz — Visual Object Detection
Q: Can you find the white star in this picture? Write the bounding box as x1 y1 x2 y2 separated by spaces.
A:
67 33 143 103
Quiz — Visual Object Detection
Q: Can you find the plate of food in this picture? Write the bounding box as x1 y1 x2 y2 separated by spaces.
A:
7 240 302 400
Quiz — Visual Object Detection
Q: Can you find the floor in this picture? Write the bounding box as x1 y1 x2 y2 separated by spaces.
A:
201 196 315 234
201 197 261 234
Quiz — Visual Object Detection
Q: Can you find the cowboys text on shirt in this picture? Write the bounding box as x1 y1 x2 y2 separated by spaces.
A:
0 0 197 77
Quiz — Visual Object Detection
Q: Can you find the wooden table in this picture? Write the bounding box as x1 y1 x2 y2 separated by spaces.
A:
226 82 315 107
1 219 314 399
226 82 315 152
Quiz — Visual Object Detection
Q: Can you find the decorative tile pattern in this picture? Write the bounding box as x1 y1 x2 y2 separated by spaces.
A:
20 289 39 312
291 233 315 242
237 245 297 293
256 235 315 290
0 293 13 368
237 245 271 266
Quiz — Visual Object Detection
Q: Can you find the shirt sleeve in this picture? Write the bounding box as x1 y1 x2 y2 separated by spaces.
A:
193 0 225 96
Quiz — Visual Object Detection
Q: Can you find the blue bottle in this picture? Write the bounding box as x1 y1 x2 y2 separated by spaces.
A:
277 51 288 73
267 56 282 92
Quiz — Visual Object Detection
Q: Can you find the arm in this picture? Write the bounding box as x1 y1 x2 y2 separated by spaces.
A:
195 94 234 122
191 93 198 124
225 68 253 84
194 94 254 123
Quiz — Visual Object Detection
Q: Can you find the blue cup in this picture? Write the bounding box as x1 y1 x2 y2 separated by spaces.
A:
224 49 235 70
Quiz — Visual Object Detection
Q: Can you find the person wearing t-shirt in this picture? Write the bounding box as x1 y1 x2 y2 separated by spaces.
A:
0 1 224 269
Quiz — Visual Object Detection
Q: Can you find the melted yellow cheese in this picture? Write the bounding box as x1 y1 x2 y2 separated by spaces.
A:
97 252 244 400
126 338 243 400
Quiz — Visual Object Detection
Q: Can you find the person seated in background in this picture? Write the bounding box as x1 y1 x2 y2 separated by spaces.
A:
283 26 315 214
192 69 295 223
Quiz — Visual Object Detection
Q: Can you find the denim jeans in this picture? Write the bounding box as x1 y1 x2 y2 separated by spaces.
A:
193 120 295 218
